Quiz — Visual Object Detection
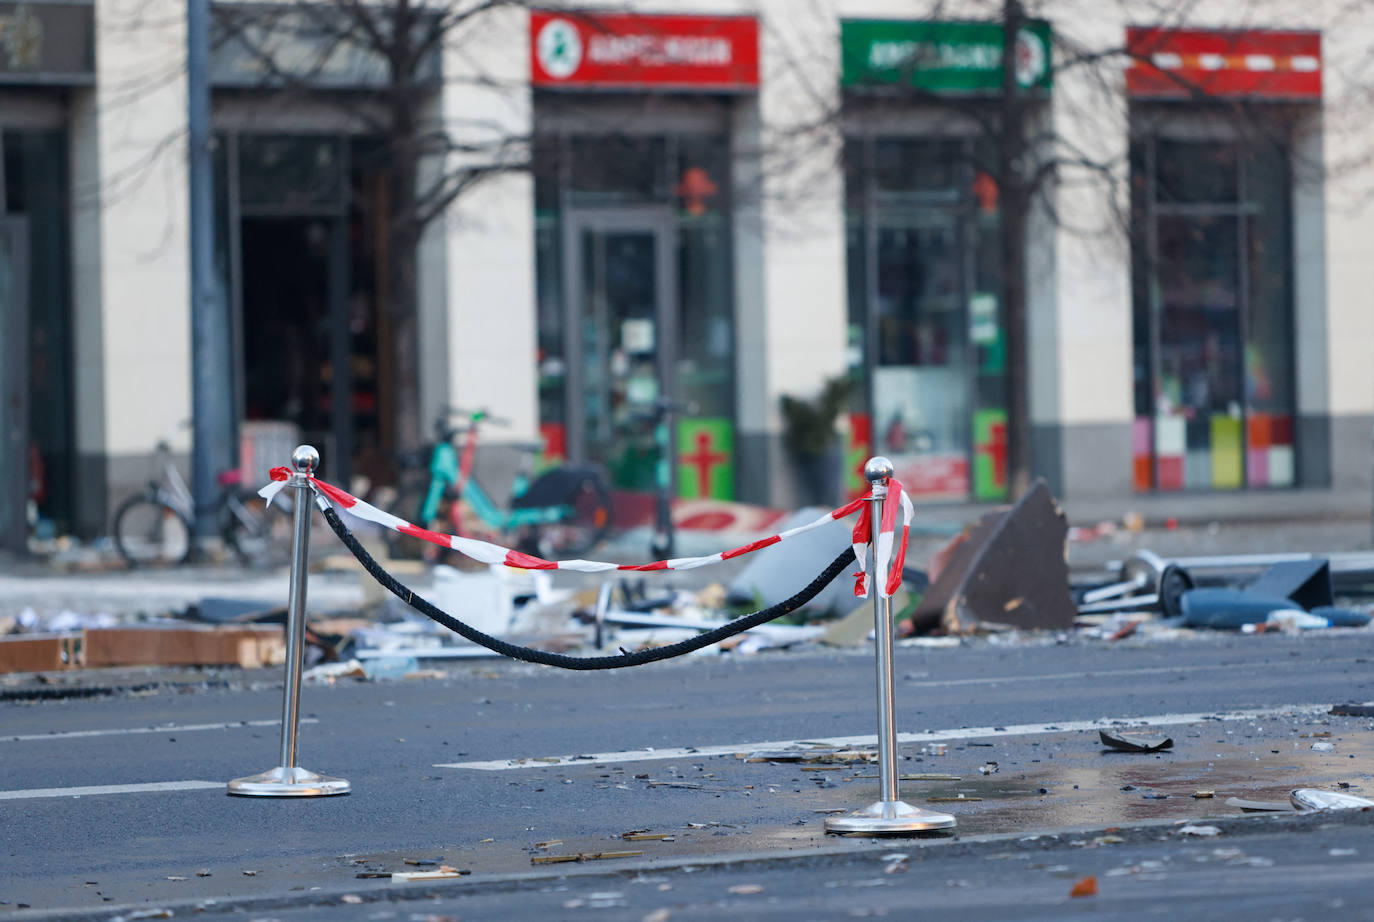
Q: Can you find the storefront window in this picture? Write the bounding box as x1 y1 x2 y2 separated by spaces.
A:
846 135 1006 502
1131 134 1294 490
532 129 737 500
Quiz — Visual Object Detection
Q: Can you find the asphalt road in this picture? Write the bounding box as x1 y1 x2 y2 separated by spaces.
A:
3 631 1374 919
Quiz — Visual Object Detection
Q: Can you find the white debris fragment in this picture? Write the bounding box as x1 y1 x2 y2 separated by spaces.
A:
1178 825 1222 837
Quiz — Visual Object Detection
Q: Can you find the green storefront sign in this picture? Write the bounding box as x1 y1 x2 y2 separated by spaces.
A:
841 20 1053 92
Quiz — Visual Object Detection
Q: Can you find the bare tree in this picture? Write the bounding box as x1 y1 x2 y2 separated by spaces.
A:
213 0 530 454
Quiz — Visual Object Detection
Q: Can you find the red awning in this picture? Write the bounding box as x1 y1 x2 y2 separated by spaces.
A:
1126 27 1321 100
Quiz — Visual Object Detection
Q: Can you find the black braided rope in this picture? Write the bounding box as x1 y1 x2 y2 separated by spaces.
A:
323 506 857 670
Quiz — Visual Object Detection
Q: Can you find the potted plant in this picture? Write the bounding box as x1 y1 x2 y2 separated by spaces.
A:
779 374 853 506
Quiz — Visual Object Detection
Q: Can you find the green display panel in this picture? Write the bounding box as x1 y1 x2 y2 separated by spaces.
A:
677 417 734 500
973 408 1008 501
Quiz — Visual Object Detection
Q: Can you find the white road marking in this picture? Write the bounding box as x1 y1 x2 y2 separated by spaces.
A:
5 718 317 743
0 780 224 801
435 704 1329 771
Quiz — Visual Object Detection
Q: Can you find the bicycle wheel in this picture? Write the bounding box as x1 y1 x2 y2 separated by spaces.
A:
113 495 192 567
220 488 293 568
535 474 613 559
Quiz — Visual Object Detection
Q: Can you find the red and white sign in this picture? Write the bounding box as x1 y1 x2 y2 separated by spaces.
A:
530 10 759 90
1126 27 1321 100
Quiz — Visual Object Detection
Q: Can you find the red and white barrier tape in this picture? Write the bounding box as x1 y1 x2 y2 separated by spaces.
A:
262 467 912 598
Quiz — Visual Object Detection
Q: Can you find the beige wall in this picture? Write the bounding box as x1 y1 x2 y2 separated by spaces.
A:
93 0 192 457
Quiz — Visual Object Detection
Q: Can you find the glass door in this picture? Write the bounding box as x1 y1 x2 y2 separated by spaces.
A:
871 212 971 501
567 211 676 492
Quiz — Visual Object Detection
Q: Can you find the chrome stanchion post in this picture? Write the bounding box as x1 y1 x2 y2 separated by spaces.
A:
228 445 350 798
826 456 954 835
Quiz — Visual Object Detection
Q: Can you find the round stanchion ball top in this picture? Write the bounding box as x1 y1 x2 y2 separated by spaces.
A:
292 445 320 474
864 456 895 484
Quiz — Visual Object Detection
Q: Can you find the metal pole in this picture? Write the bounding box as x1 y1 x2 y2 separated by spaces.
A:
277 457 313 771
870 475 899 806
188 0 234 544
826 457 955 835
228 446 349 797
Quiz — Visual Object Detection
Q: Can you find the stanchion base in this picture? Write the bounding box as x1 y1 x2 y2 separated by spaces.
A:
227 766 350 797
824 800 956 835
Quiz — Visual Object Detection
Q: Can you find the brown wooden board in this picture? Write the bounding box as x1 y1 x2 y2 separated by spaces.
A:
0 634 74 673
82 626 285 669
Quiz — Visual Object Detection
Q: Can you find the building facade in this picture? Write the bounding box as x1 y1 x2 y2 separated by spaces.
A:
8 0 1373 542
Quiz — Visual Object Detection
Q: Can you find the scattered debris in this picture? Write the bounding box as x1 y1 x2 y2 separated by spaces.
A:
728 884 764 895
904 773 962 781
530 850 643 865
1311 741 1336 752
622 832 672 841
1099 730 1173 753
1192 790 1215 799
1069 876 1098 898
927 795 981 803
742 748 875 764
341 894 363 904
1177 825 1222 837
979 763 999 776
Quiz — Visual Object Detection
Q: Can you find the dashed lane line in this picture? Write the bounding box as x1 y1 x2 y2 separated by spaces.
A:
0 781 224 801
4 718 317 743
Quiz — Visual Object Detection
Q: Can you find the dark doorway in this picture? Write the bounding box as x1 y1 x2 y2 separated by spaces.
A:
240 216 378 482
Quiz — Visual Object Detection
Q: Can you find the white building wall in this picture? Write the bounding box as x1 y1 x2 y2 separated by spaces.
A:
93 0 192 459
1320 22 1374 420
742 0 849 430
440 6 538 443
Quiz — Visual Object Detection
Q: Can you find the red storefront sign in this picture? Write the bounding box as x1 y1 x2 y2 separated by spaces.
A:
1126 28 1321 100
530 10 759 90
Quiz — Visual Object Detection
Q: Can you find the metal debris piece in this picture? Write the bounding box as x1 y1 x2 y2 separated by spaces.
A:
622 833 672 841
1178 825 1222 837
728 884 764 895
1225 797 1296 813
927 795 981 803
530 850 643 865
1193 790 1215 799
979 763 999 775
403 858 440 866
743 749 875 763
1330 703 1374 717
801 766 842 772
1099 729 1173 752
903 773 962 781
915 480 1077 635
1290 789 1374 812
355 872 391 879
390 866 469 882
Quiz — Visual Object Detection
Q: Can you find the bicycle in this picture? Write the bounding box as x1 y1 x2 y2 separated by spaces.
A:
387 408 613 561
112 427 292 568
